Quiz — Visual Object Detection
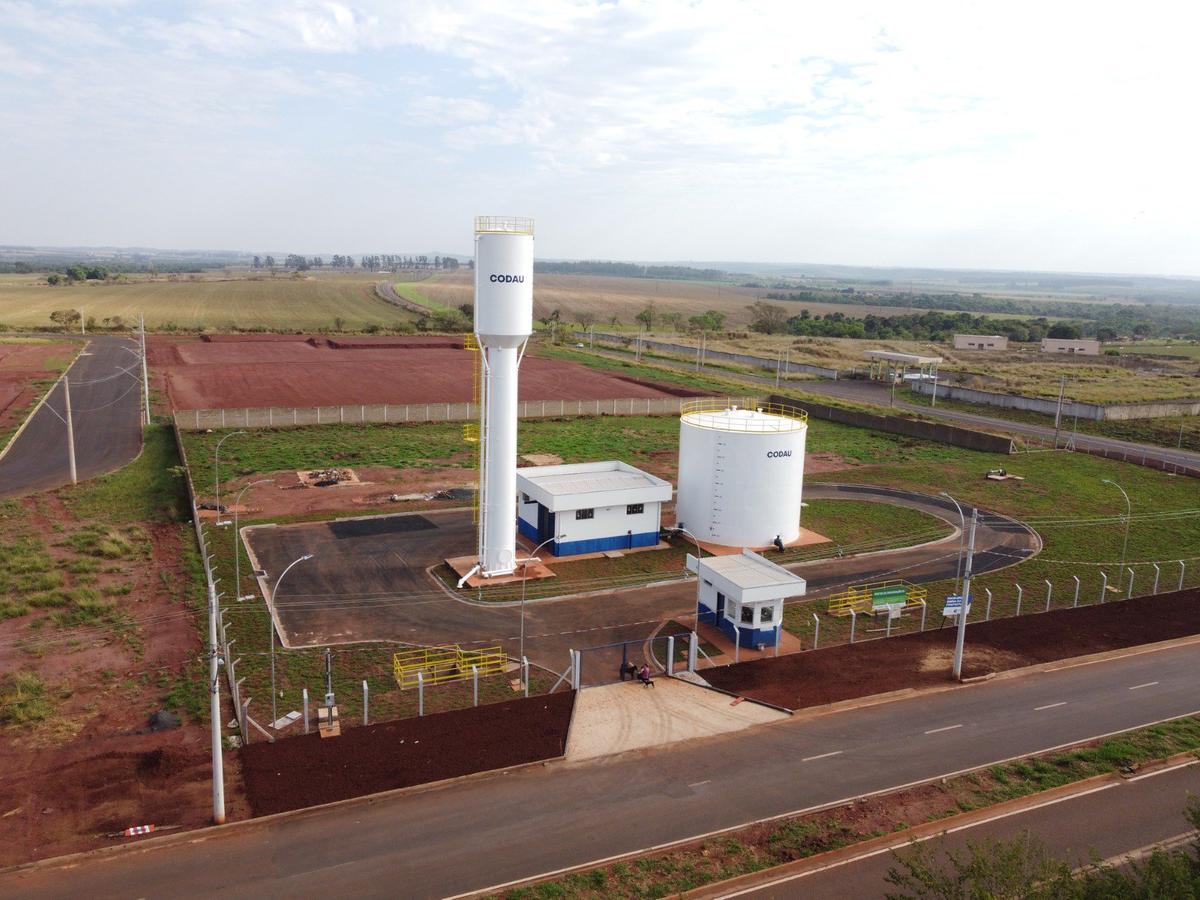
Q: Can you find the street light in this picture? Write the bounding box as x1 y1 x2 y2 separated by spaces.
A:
938 491 966 595
953 508 979 680
675 525 706 628
233 479 272 601
213 430 246 526
1101 479 1131 571
519 535 564 665
269 553 312 725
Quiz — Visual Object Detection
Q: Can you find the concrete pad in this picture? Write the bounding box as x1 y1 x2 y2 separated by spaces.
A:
565 677 787 761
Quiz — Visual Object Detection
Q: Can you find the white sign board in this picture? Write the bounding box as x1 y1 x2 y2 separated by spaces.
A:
887 603 904 620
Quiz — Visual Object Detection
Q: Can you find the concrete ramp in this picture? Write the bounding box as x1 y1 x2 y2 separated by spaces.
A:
565 677 787 761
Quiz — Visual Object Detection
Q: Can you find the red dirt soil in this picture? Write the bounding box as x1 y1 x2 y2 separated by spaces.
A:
147 336 702 410
705 588 1200 711
0 341 73 433
240 692 576 816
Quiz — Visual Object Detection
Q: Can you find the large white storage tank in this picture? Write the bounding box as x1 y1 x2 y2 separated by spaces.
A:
675 400 808 547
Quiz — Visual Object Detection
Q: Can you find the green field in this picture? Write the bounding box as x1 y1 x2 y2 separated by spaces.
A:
0 273 416 331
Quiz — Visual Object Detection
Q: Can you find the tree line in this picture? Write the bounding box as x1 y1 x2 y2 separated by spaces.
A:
535 261 727 281
252 254 461 272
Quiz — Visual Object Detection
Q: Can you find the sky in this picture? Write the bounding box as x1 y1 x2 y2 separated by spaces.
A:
1 1 1197 275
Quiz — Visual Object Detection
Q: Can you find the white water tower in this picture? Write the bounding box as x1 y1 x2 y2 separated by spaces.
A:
474 216 534 577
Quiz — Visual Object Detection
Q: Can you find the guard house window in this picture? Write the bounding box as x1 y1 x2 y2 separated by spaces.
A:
521 493 531 504
741 606 754 624
575 508 594 520
626 503 644 515
760 605 774 623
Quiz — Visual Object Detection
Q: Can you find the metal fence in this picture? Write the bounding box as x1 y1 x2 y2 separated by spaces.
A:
175 396 704 430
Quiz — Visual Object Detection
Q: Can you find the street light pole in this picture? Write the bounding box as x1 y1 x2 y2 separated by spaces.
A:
1101 478 1131 571
213 431 246 526
939 492 966 595
233 479 271 601
269 553 312 726
519 535 563 665
953 508 979 680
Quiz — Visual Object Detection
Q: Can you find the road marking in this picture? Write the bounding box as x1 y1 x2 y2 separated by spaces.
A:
925 724 962 734
1129 682 1159 690
801 751 843 762
688 780 711 788
1035 702 1067 711
1126 758 1200 782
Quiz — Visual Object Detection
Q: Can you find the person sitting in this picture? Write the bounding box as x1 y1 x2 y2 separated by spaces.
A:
639 664 654 688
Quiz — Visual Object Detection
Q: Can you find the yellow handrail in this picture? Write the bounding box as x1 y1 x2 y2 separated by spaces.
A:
680 397 808 430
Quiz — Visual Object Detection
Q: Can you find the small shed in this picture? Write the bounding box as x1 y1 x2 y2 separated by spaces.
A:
687 549 807 648
517 461 672 556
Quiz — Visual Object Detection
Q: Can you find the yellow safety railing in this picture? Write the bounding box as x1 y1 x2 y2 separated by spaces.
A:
393 645 507 688
680 397 808 430
826 580 928 616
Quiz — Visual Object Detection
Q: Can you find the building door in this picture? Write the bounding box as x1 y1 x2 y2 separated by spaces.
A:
537 504 556 545
715 591 726 619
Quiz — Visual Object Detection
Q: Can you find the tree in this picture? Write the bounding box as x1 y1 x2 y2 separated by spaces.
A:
747 301 789 334
264 255 276 269
635 302 656 331
688 310 726 333
65 265 87 282
46 273 61 286
333 316 346 331
252 255 262 269
1047 323 1081 340
661 311 684 331
49 309 81 329
576 310 597 330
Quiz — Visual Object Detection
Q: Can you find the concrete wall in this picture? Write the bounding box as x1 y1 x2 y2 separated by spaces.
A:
1041 339 1101 355
767 393 1015 455
578 331 839 380
910 382 1200 421
953 334 1008 350
519 497 661 555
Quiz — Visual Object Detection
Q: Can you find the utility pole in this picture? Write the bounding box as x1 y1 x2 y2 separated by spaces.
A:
208 582 226 824
63 375 77 485
1053 376 1066 449
952 508 979 680
140 313 151 425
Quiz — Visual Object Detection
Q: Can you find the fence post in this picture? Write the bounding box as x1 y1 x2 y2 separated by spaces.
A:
522 656 530 697
985 588 993 620
1015 584 1023 616
849 609 856 643
362 680 369 726
1099 571 1108 602
472 665 479 706
775 622 781 656
886 609 893 638
417 671 424 716
920 600 927 632
666 636 675 676
734 630 740 663
1152 563 1160 595
1180 561 1187 592
1126 567 1134 599
302 688 309 734
812 613 820 650
1045 579 1052 612
688 632 698 672
1073 576 1080 607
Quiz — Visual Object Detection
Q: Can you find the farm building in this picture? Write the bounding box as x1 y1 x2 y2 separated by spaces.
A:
688 550 807 648
516 461 672 556
953 334 1008 351
1041 338 1100 355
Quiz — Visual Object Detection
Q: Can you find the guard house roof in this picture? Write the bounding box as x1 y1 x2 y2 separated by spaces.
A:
863 350 943 366
516 460 672 512
686 549 807 604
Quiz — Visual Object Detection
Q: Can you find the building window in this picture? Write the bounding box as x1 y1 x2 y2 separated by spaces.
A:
760 605 774 623
521 493 531 504
575 508 594 520
740 606 754 624
626 503 644 515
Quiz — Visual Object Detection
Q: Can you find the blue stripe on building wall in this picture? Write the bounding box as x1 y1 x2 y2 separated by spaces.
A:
552 532 658 557
517 517 538 542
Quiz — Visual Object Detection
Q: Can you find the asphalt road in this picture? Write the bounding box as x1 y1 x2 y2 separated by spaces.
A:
242 485 1036 675
0 335 143 498
726 758 1200 898
4 641 1196 899
581 346 1200 471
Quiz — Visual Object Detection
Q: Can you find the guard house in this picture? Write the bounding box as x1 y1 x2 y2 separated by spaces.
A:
687 550 807 648
516 461 671 557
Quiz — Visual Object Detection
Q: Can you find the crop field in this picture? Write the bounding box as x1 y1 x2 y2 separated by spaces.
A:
417 272 917 330
0 272 415 331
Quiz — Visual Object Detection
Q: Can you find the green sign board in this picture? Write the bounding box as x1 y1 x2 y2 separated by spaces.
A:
871 585 908 609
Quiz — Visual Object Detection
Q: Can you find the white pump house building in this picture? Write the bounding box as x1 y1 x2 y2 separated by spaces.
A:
517 461 671 556
687 550 806 648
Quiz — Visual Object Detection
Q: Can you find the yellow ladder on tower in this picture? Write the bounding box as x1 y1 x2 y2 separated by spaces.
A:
463 334 481 523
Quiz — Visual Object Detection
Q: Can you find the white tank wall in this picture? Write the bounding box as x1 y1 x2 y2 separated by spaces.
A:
474 223 534 576
676 411 807 547
474 232 533 348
